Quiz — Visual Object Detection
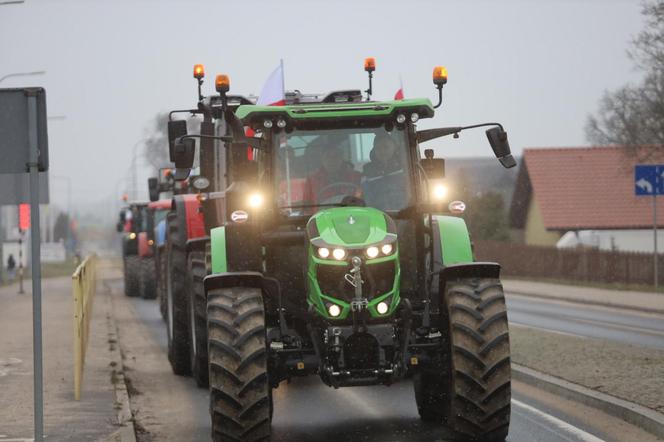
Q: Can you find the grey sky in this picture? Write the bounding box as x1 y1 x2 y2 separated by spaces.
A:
1 0 645 216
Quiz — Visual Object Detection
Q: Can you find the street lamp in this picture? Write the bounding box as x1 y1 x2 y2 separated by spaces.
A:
0 70 46 83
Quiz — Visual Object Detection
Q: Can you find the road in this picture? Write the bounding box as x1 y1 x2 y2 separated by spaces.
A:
506 294 664 350
109 277 658 442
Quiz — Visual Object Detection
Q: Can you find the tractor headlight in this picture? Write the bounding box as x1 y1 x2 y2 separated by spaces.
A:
328 304 341 317
381 244 393 255
332 248 346 260
366 246 379 259
432 184 448 200
376 301 389 315
396 113 406 124
263 119 273 128
317 247 330 259
129 232 136 240
276 119 287 128
248 192 264 208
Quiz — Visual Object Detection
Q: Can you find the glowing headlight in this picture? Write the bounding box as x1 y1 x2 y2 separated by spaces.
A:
129 232 137 240
148 239 154 246
248 193 264 208
317 247 330 259
328 304 341 317
376 301 389 315
263 119 273 128
381 244 393 255
396 113 406 124
332 248 346 260
366 246 379 259
433 184 448 200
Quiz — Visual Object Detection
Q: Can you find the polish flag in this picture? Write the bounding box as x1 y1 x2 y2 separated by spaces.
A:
257 60 286 106
394 77 404 100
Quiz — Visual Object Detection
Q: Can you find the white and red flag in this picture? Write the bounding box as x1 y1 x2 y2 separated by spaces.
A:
257 60 286 106
394 76 404 100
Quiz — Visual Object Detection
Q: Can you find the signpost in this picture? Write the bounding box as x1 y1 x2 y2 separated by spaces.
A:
635 164 664 290
0 88 49 441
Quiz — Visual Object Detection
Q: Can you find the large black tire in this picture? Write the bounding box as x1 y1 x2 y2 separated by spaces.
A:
187 248 209 387
156 247 168 321
124 256 140 297
140 256 157 299
415 278 511 441
166 212 191 376
207 287 271 442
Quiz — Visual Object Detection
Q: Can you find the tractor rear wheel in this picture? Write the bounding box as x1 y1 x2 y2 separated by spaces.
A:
166 212 191 376
207 287 271 442
124 256 140 297
187 249 209 387
140 256 157 299
415 278 511 441
157 247 168 321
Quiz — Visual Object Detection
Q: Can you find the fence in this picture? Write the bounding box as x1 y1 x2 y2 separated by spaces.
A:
474 240 663 287
72 255 97 400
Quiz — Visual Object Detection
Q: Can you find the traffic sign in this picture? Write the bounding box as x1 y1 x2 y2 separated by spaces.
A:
635 164 664 195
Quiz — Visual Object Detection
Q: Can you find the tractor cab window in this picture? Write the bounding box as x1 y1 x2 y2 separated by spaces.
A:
274 127 411 215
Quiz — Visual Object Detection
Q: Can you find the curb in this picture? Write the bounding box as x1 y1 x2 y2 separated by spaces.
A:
105 280 137 442
512 363 664 439
506 289 664 316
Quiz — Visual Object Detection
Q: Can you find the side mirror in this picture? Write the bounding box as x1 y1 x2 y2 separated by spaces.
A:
119 210 126 223
173 137 195 180
148 177 159 202
486 127 516 168
116 221 123 233
168 120 188 162
420 149 445 179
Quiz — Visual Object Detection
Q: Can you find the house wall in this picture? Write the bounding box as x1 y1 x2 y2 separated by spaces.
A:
524 196 561 246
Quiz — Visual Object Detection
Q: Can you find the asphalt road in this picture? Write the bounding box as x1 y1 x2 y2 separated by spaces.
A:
111 283 658 442
506 294 664 350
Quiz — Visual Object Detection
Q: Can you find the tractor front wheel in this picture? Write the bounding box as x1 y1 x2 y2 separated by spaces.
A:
187 249 209 387
207 287 271 442
415 278 511 441
124 256 140 297
140 256 157 299
166 213 191 376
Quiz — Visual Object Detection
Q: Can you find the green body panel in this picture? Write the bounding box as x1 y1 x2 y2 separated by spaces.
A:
210 226 227 273
312 206 388 246
236 98 434 122
433 215 474 265
306 207 400 320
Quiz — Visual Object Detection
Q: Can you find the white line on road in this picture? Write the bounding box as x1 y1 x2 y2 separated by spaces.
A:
512 399 605 442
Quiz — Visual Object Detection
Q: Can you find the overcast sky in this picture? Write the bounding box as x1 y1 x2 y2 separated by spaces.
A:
1 0 646 216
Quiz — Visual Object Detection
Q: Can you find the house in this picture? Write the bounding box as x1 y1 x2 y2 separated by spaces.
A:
509 146 664 251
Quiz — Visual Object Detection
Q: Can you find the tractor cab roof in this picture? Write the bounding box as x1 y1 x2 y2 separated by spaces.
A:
235 98 434 127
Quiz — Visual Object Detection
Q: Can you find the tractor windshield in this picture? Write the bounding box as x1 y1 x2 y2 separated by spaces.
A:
274 127 412 216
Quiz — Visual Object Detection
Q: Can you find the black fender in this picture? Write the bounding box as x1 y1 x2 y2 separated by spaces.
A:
438 262 501 293
204 271 281 311
186 236 210 254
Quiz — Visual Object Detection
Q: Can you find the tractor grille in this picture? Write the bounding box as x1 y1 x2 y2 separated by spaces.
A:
316 261 396 301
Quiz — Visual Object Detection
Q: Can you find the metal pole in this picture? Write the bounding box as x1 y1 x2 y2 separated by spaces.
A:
18 230 24 294
26 92 44 442
655 193 659 291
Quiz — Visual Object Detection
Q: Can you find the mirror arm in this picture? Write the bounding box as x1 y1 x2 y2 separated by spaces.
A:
417 122 504 143
176 134 233 144
168 109 201 121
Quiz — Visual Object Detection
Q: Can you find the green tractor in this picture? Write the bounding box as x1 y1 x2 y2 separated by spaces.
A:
170 62 516 441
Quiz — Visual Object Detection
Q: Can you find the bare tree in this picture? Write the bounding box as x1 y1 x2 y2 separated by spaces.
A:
586 0 664 159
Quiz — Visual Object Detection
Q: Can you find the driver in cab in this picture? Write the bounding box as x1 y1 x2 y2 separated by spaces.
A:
303 144 362 205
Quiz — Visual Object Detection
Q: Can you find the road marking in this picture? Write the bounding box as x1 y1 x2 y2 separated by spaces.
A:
512 399 605 442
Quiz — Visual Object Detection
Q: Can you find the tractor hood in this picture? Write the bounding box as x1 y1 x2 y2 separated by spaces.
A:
307 207 396 247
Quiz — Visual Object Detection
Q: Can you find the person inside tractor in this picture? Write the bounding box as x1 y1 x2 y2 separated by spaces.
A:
303 143 361 205
361 132 409 209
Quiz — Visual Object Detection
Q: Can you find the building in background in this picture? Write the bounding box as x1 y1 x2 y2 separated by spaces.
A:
509 146 664 252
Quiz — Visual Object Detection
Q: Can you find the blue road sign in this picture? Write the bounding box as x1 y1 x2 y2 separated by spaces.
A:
635 165 664 196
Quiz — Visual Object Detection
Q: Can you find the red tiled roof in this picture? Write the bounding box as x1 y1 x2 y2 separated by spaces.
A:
519 146 664 230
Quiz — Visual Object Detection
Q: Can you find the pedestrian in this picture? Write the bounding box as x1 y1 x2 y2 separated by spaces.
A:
7 254 16 282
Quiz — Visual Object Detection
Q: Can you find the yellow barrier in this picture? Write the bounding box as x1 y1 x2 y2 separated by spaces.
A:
72 255 97 401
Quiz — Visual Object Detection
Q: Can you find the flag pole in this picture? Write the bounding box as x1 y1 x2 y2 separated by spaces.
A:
280 59 285 96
